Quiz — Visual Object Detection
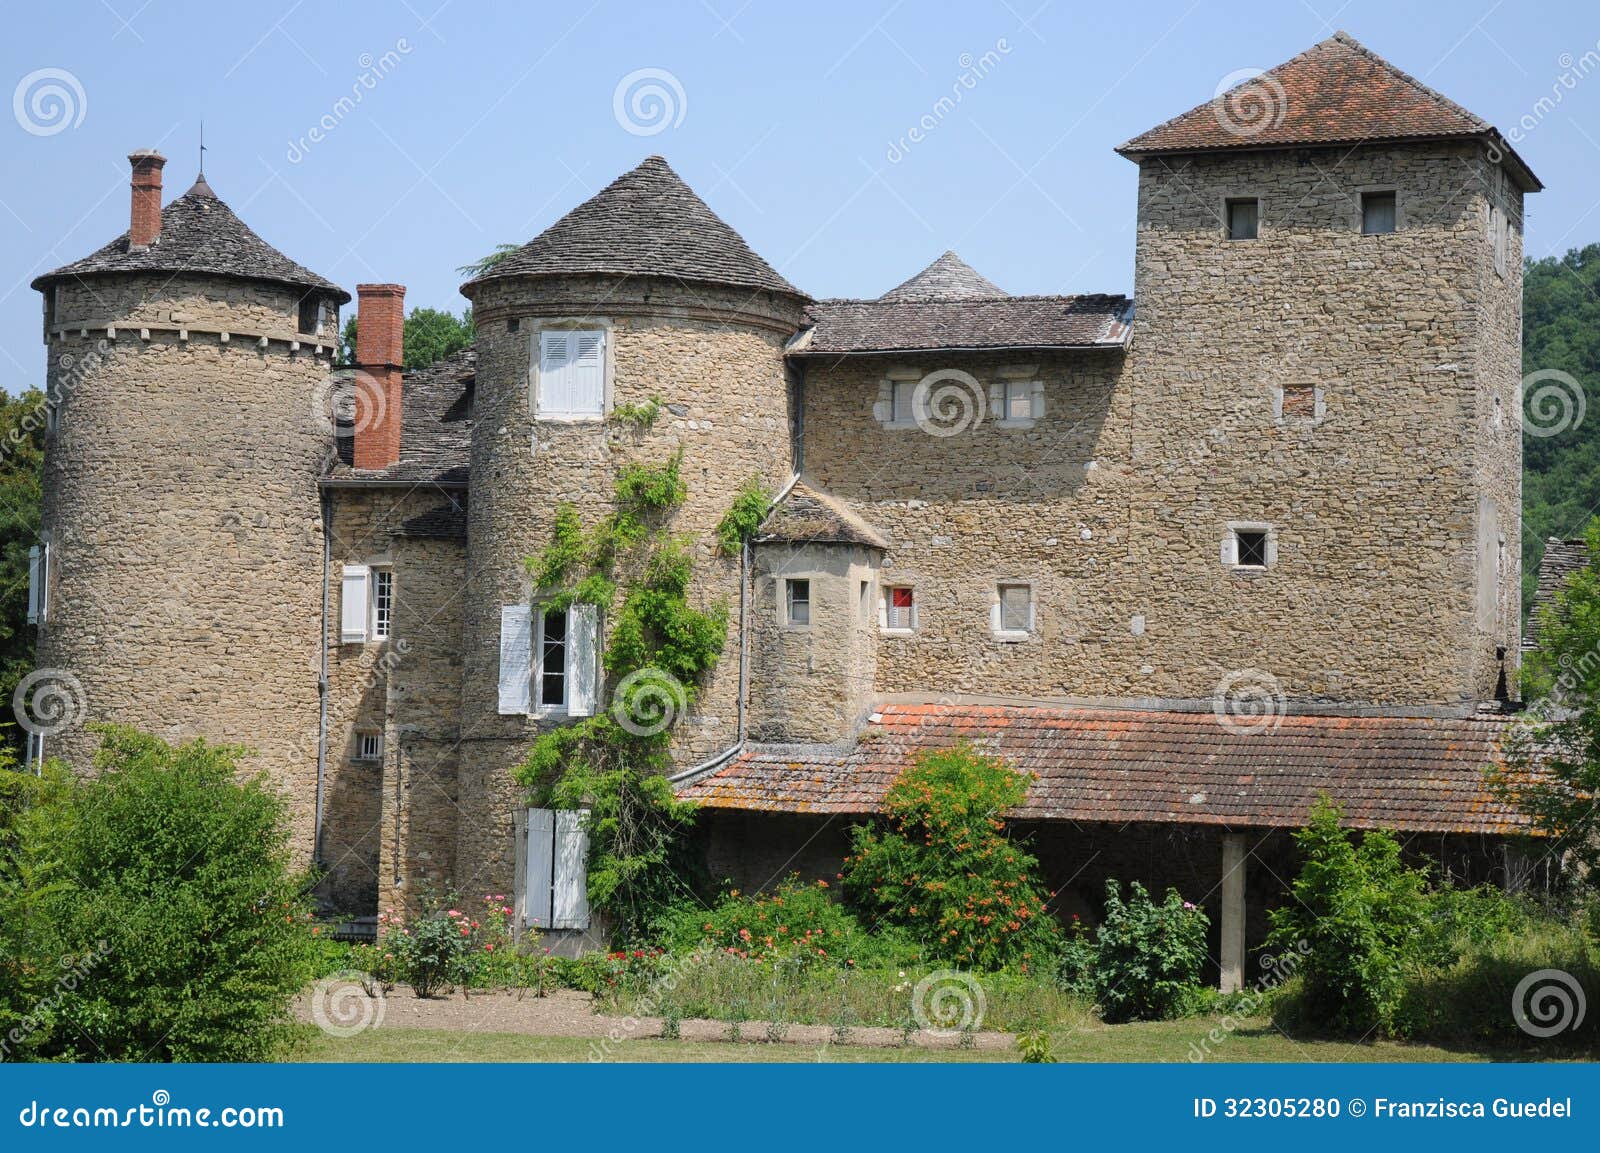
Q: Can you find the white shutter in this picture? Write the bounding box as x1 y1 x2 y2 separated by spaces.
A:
1029 381 1046 420
567 603 599 717
571 331 604 416
341 564 370 643
498 604 533 714
524 807 555 930
1220 532 1237 567
552 809 591 929
989 595 1001 635
26 545 41 625
539 331 571 416
873 380 893 424
987 381 1004 420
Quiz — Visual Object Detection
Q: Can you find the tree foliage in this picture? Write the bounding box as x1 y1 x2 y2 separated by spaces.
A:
0 389 46 756
338 306 475 369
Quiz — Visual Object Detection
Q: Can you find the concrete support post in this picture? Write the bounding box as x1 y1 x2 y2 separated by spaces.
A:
1220 833 1247 993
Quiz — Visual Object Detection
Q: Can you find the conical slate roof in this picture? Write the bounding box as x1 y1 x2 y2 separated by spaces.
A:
33 175 349 302
1117 31 1539 190
880 251 1006 300
462 155 802 297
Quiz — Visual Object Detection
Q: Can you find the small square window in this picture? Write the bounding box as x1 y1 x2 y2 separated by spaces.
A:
297 295 321 336
1003 381 1032 422
785 578 811 628
354 732 383 761
884 586 916 632
1362 191 1396 235
1235 530 1269 568
997 583 1032 634
892 380 916 424
1226 198 1258 241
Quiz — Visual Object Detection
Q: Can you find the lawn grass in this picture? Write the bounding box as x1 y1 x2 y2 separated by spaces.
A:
293 1016 1517 1063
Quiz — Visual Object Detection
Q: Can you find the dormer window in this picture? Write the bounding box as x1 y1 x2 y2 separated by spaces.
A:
1225 198 1259 241
297 295 321 336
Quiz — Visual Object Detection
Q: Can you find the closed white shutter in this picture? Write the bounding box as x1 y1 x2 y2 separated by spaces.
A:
552 809 591 930
340 564 370 643
571 331 604 416
26 545 41 626
567 603 599 717
498 604 533 714
524 807 555 930
1029 381 1046 420
1220 532 1238 567
539 330 571 416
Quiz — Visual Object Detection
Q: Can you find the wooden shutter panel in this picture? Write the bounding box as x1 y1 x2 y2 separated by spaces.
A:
341 564 370 643
524 807 555 930
498 605 533 714
571 331 604 416
26 545 41 625
539 331 571 415
1029 381 1046 420
873 381 893 424
567 603 599 717
1220 533 1238 567
552 810 591 930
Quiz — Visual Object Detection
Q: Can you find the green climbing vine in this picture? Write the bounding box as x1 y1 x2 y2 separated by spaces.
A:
715 476 773 556
513 449 728 941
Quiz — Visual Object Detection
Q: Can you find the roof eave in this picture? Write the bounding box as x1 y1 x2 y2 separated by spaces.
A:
786 340 1130 358
31 265 352 305
458 266 810 304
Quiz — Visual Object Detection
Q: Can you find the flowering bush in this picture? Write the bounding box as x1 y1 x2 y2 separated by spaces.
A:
841 745 1060 971
1092 880 1210 1022
369 892 539 996
663 875 903 968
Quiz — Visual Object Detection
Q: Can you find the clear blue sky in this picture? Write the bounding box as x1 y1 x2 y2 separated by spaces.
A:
3 0 1598 390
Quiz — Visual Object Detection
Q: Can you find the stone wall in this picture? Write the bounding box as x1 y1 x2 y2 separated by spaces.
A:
51 272 340 347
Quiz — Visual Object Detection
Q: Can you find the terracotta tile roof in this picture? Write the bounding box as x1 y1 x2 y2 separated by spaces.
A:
679 702 1527 834
788 294 1133 356
1525 537 1589 652
33 175 349 302
461 155 803 298
326 347 474 487
879 252 1006 301
1116 32 1540 191
756 481 889 549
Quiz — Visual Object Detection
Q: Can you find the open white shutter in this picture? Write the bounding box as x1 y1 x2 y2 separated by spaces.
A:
498 604 533 714
552 810 591 929
524 807 555 930
340 564 370 642
539 331 571 416
26 545 41 625
571 331 604 416
567 603 599 717
1220 532 1238 567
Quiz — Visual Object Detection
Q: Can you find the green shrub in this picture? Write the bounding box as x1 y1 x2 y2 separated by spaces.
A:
1265 798 1429 1035
1053 913 1097 999
842 744 1060 971
370 892 536 996
0 728 315 1061
715 477 772 556
659 875 907 969
1092 881 1210 1022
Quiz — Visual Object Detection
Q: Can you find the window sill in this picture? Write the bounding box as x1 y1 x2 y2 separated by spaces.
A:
994 419 1036 431
878 420 920 431
1226 565 1271 575
992 630 1032 642
880 627 916 637
535 414 605 424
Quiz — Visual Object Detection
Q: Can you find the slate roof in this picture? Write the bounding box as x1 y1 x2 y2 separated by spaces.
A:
679 702 1527 834
1117 31 1541 191
1524 537 1589 652
391 500 468 541
461 156 803 298
326 347 474 487
880 251 1006 301
32 175 349 302
756 481 889 549
788 294 1134 356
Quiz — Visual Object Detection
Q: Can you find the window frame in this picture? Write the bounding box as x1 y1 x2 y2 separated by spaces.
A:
1360 189 1398 235
1222 522 1275 572
353 731 384 762
536 603 570 714
532 323 610 422
783 577 812 630
1224 196 1260 241
993 581 1035 639
297 294 322 337
369 566 394 640
881 585 917 634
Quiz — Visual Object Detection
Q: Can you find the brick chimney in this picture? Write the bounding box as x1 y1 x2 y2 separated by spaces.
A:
353 283 405 470
127 150 166 249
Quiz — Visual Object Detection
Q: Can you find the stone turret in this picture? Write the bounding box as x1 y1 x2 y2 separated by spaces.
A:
30 152 348 866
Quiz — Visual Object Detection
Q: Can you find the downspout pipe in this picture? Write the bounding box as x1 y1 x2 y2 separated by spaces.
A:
313 488 331 866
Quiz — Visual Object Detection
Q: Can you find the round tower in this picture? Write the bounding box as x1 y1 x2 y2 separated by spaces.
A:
29 150 348 865
454 156 808 900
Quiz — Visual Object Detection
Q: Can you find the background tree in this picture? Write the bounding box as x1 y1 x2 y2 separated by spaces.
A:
0 389 45 756
337 306 475 369
456 243 520 280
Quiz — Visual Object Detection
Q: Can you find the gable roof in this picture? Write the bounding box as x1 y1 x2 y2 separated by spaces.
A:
756 481 889 550
32 175 349 302
461 155 803 298
879 251 1006 300
788 294 1133 356
679 702 1527 835
1524 537 1589 652
1117 31 1540 191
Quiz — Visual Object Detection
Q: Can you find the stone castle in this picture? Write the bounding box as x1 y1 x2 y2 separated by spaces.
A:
26 33 1543 981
